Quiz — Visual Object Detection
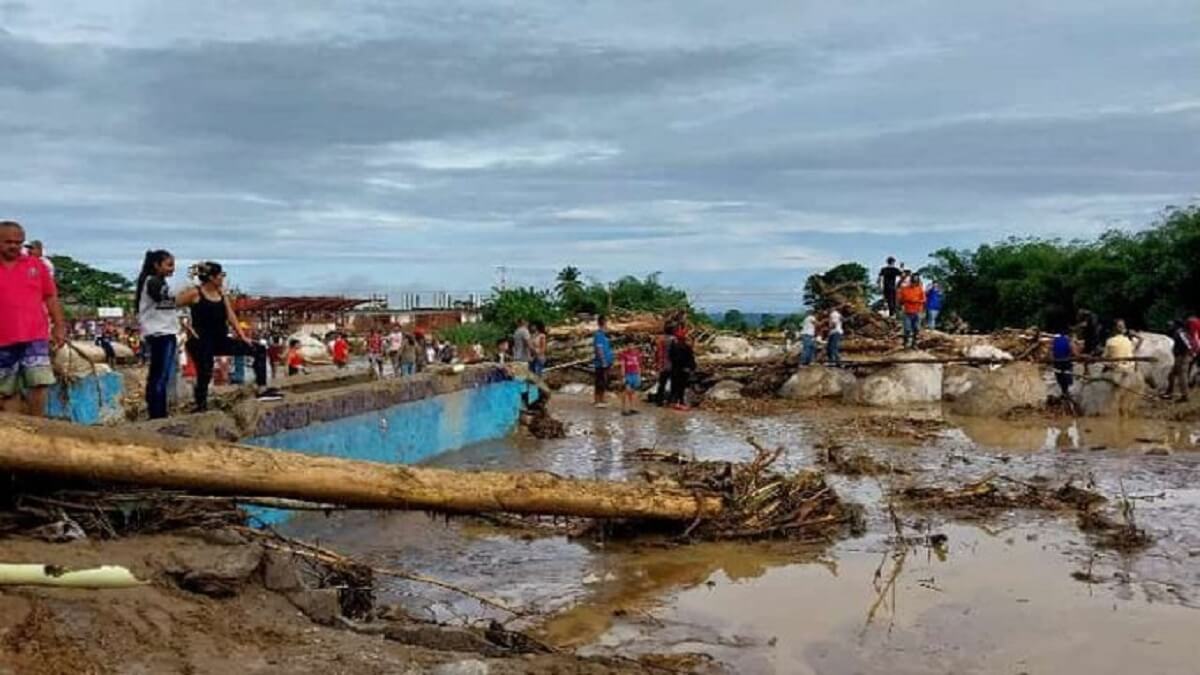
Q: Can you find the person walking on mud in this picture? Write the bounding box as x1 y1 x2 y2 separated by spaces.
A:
617 343 642 416
593 316 614 408
0 220 66 417
1163 319 1191 403
1051 328 1076 402
898 275 926 349
667 326 696 411
877 256 901 318
135 249 181 419
653 323 674 405
176 261 280 411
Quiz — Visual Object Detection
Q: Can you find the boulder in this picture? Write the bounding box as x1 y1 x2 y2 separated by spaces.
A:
289 333 333 365
778 367 856 400
558 383 591 395
706 380 744 401
709 336 754 358
848 351 943 406
963 344 1013 364
288 588 343 625
942 365 981 401
947 362 1045 416
1078 369 1144 417
1134 332 1174 389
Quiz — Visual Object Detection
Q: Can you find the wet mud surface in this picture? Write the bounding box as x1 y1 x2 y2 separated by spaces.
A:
286 394 1200 674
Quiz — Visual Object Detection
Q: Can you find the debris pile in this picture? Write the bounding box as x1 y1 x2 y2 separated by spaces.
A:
623 443 863 541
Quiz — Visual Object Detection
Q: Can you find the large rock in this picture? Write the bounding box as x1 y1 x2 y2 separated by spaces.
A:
963 344 1014 364
1078 369 1145 417
848 351 943 406
942 364 981 401
706 380 744 401
947 362 1045 416
778 367 856 400
709 336 754 358
1134 332 1174 389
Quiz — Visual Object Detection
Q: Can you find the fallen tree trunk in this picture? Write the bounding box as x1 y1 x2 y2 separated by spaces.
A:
0 415 721 521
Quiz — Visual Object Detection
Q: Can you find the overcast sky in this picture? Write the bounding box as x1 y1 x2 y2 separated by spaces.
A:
2 1 1197 311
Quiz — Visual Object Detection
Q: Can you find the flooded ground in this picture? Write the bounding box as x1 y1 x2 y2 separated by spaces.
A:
284 394 1200 674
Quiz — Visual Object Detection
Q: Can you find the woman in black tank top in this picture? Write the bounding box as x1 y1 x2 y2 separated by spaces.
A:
176 261 280 411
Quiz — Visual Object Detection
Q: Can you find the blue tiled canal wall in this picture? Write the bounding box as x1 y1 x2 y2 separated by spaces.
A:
243 375 536 465
46 372 125 425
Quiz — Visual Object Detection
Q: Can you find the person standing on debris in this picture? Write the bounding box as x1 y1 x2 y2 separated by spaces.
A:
386 324 404 376
667 326 696 410
800 314 818 366
530 321 548 376
512 319 532 365
825 308 844 365
176 261 279 411
135 249 181 419
877 257 902 318
898 275 926 349
653 323 674 405
1076 309 1103 357
617 343 642 416
1051 328 1076 400
0 221 66 416
593 316 614 408
1163 320 1191 402
331 333 350 369
1102 319 1136 372
925 281 943 330
399 335 418 375
285 338 306 376
1188 315 1200 384
366 329 385 377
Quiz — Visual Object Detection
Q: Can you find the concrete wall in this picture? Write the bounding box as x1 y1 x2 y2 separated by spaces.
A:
46 372 125 425
243 378 535 465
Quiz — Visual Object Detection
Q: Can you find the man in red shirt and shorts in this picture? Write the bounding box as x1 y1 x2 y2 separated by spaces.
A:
0 221 67 416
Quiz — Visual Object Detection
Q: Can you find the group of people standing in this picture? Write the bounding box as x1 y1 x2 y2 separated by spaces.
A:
878 257 943 349
588 316 696 414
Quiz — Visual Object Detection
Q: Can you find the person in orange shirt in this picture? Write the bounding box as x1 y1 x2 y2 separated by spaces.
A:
898 274 927 349
285 339 306 376
332 333 350 368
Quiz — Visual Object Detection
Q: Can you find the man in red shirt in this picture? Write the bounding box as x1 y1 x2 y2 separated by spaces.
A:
332 333 350 368
0 221 66 416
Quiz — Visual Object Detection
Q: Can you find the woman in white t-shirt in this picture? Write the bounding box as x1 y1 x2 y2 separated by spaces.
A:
135 250 180 419
825 307 844 366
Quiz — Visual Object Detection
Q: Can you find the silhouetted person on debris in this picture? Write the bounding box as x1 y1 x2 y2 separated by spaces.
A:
877 256 901 318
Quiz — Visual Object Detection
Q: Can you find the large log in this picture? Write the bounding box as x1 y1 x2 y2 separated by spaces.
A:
0 415 721 521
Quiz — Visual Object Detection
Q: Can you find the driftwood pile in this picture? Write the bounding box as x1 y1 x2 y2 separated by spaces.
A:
623 443 863 541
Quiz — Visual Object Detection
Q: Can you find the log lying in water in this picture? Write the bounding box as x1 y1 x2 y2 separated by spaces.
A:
0 415 721 522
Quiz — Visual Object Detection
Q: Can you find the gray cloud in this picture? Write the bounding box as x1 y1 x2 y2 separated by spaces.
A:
1 1 1197 311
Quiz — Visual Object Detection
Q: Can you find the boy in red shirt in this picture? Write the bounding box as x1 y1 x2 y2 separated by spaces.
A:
366 330 385 378
285 339 306 376
0 221 66 416
617 344 642 416
332 333 350 368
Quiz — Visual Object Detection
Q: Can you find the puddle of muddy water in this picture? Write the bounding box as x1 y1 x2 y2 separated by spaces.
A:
281 393 1200 673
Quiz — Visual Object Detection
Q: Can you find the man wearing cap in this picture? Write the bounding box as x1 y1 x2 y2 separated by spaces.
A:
1 221 67 416
23 239 55 278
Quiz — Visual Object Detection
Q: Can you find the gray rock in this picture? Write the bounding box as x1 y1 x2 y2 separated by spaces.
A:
848 351 943 406
430 660 491 675
1134 332 1174 389
260 549 306 593
1078 369 1145 417
706 380 744 401
165 545 263 598
778 367 856 400
288 588 343 625
948 362 1044 416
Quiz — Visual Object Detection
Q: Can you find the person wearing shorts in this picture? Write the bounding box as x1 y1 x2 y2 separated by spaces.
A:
0 220 66 416
618 345 642 416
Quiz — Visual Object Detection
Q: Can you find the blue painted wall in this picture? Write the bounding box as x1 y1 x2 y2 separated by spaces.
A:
46 372 125 425
246 379 536 465
243 378 536 525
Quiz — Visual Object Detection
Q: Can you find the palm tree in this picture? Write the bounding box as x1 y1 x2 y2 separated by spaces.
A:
555 266 584 305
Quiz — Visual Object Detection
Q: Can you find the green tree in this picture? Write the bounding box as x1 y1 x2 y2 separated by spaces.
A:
720 309 748 332
481 287 563 331
554 266 588 313
49 255 133 312
758 313 777 332
803 262 870 311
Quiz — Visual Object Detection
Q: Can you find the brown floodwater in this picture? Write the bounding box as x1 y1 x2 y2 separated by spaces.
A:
284 394 1200 674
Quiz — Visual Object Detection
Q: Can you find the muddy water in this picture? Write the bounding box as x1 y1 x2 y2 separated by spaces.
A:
284 395 1200 674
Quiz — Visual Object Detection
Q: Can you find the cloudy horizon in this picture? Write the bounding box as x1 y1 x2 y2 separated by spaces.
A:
2 1 1197 312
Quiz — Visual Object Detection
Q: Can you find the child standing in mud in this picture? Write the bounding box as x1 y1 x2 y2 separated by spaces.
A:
617 343 642 416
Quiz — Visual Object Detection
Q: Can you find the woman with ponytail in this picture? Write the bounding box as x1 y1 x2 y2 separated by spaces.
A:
136 250 179 419
176 261 279 411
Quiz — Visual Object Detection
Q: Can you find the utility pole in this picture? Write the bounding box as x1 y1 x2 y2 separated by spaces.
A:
495 265 508 291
